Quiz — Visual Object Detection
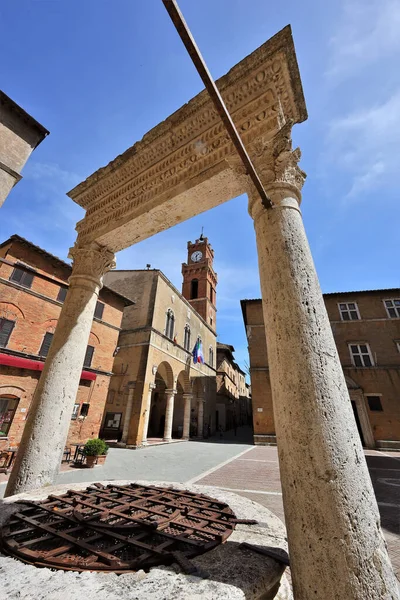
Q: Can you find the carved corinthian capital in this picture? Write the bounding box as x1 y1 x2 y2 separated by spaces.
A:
68 242 116 287
249 123 307 207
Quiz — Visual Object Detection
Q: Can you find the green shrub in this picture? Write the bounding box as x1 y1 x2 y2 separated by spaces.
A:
83 438 109 456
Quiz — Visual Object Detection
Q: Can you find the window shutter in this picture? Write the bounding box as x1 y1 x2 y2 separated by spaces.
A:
84 345 94 368
94 301 104 319
10 268 24 283
57 287 67 302
0 319 15 348
39 332 54 357
22 270 34 288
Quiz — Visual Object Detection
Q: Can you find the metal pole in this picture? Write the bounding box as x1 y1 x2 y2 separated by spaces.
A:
162 0 273 208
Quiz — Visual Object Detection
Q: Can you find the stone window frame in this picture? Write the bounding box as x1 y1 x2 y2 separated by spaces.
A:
165 308 175 340
395 340 400 354
384 298 400 319
338 302 360 321
183 323 191 351
348 342 374 368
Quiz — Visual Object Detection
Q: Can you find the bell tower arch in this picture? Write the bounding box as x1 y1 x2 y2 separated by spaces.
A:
181 234 217 331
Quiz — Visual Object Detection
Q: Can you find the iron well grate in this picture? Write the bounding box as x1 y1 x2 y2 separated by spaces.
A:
0 483 245 573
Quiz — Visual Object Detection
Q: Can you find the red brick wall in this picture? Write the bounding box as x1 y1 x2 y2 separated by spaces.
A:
0 239 126 450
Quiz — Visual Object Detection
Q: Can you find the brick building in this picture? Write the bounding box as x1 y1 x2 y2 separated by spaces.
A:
100 236 218 446
216 343 251 432
0 235 131 451
0 91 48 207
241 290 400 449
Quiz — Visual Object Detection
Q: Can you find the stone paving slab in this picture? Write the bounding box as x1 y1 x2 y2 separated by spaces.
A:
195 445 400 583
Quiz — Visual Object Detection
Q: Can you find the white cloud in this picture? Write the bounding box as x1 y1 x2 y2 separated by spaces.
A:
327 0 400 81
327 90 400 199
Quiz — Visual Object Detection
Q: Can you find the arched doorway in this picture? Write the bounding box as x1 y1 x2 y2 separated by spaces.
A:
147 361 174 439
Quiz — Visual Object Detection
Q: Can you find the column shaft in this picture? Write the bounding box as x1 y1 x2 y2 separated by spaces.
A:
121 384 135 445
142 383 156 445
250 187 399 599
163 389 176 442
197 398 204 438
182 394 192 440
5 243 115 497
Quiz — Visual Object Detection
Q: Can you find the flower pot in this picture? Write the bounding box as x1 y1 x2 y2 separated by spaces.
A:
85 455 97 468
96 454 107 466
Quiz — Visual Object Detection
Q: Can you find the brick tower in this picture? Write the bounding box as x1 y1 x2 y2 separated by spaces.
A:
182 235 217 331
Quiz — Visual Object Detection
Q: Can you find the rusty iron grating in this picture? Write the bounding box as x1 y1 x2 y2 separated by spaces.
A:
0 483 247 574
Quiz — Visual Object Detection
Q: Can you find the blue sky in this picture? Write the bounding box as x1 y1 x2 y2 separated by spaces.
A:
1 0 399 372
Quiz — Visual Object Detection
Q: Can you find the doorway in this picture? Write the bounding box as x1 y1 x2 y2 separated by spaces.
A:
351 401 365 447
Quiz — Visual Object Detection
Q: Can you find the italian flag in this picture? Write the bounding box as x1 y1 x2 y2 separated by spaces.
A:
192 338 204 364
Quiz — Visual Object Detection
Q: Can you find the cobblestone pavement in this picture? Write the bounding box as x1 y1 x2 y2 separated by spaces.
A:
193 441 400 583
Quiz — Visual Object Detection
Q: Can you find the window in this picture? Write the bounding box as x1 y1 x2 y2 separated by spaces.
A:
349 343 374 367
396 341 400 354
184 324 191 351
0 397 19 436
104 412 122 430
94 301 104 320
191 279 198 300
80 403 90 417
165 309 175 340
57 287 67 302
339 302 360 321
39 332 53 357
384 299 400 319
209 346 214 367
71 403 79 420
366 396 383 412
10 266 34 288
209 285 213 303
0 318 15 348
84 345 94 368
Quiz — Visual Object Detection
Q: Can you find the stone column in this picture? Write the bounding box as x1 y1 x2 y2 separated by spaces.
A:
120 382 136 445
247 130 399 599
182 393 192 440
197 397 204 438
142 382 156 445
5 242 115 498
163 388 176 442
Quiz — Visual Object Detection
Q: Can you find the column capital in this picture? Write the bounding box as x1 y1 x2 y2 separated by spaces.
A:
182 393 193 400
247 125 307 220
68 241 116 288
165 388 177 396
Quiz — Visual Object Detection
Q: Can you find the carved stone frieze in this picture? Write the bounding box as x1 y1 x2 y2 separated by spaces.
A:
67 26 307 250
68 242 116 284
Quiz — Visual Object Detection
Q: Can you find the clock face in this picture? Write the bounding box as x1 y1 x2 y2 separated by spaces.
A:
191 251 203 262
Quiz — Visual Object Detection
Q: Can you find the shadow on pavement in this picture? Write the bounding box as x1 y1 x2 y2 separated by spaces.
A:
366 454 400 537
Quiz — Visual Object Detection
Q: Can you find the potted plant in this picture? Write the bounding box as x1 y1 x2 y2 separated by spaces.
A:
83 438 109 468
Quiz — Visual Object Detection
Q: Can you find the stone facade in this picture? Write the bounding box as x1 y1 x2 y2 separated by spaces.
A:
0 235 129 451
242 290 400 448
101 267 217 445
0 91 48 207
216 343 251 431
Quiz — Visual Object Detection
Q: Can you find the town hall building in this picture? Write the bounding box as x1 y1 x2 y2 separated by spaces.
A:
100 236 218 446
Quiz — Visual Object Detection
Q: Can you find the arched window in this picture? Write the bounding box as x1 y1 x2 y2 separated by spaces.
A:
209 346 214 367
184 324 191 351
165 309 175 340
191 279 198 299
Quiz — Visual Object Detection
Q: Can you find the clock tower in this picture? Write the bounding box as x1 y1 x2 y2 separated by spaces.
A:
182 235 217 331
